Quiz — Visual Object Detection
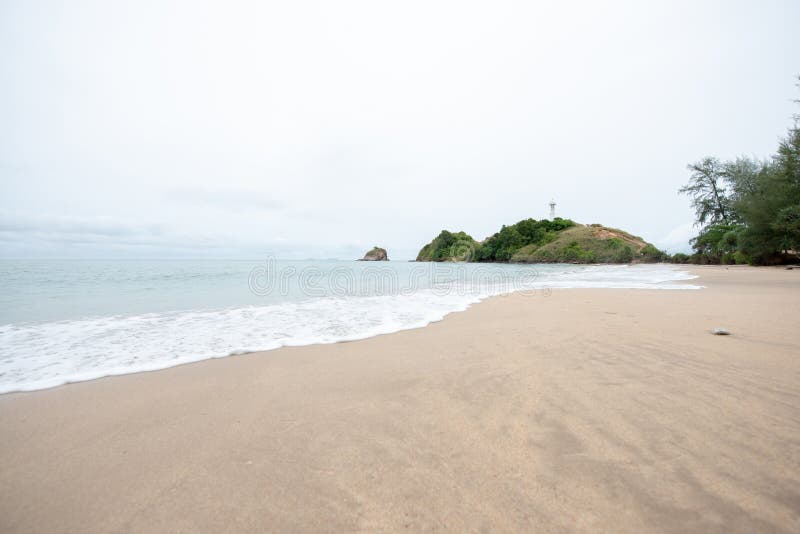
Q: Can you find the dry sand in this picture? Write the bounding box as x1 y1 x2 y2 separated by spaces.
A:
1 266 799 532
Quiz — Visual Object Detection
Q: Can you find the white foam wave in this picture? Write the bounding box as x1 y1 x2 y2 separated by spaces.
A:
0 265 699 393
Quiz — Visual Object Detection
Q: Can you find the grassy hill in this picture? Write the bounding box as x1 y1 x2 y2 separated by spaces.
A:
510 224 664 263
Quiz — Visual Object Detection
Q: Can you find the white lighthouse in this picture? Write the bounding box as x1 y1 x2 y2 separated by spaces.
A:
549 199 556 220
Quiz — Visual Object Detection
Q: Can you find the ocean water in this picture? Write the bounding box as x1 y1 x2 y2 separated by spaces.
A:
0 260 699 393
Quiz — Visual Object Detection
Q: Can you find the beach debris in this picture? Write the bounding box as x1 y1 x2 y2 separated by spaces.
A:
711 328 731 335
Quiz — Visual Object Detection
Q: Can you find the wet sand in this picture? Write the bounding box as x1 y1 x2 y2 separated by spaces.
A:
1 266 799 532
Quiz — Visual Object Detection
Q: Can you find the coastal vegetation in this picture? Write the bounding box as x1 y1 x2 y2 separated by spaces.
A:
511 224 666 264
679 78 800 265
415 231 478 262
416 219 665 264
474 218 575 261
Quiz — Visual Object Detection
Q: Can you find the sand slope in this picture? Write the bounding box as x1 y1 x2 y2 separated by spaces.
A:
1 266 799 532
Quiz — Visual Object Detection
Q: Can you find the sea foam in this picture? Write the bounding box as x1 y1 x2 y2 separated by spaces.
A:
0 263 699 393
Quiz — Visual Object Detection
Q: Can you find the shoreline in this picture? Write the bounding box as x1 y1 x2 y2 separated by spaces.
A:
0 263 699 396
1 266 799 532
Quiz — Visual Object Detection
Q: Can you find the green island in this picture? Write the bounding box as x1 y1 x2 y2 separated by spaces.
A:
415 219 666 264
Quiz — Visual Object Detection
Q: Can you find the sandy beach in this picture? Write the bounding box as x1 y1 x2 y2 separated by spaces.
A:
1 265 799 532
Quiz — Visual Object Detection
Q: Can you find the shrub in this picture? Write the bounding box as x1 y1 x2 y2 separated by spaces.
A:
614 245 634 263
733 251 751 265
639 243 667 262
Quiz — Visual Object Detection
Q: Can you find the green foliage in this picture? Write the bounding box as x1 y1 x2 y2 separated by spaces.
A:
687 253 710 265
670 253 691 264
773 204 800 252
733 250 751 265
689 223 743 262
679 157 732 226
679 79 800 265
559 240 597 263
475 218 576 261
732 144 799 262
638 244 667 262
415 230 478 262
615 245 634 263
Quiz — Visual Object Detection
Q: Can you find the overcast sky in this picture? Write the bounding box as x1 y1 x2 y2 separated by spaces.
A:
1 0 798 259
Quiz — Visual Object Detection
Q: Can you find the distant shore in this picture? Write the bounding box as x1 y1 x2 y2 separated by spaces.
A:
1 266 799 532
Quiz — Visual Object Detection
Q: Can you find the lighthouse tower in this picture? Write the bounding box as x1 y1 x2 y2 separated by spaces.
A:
549 199 556 220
